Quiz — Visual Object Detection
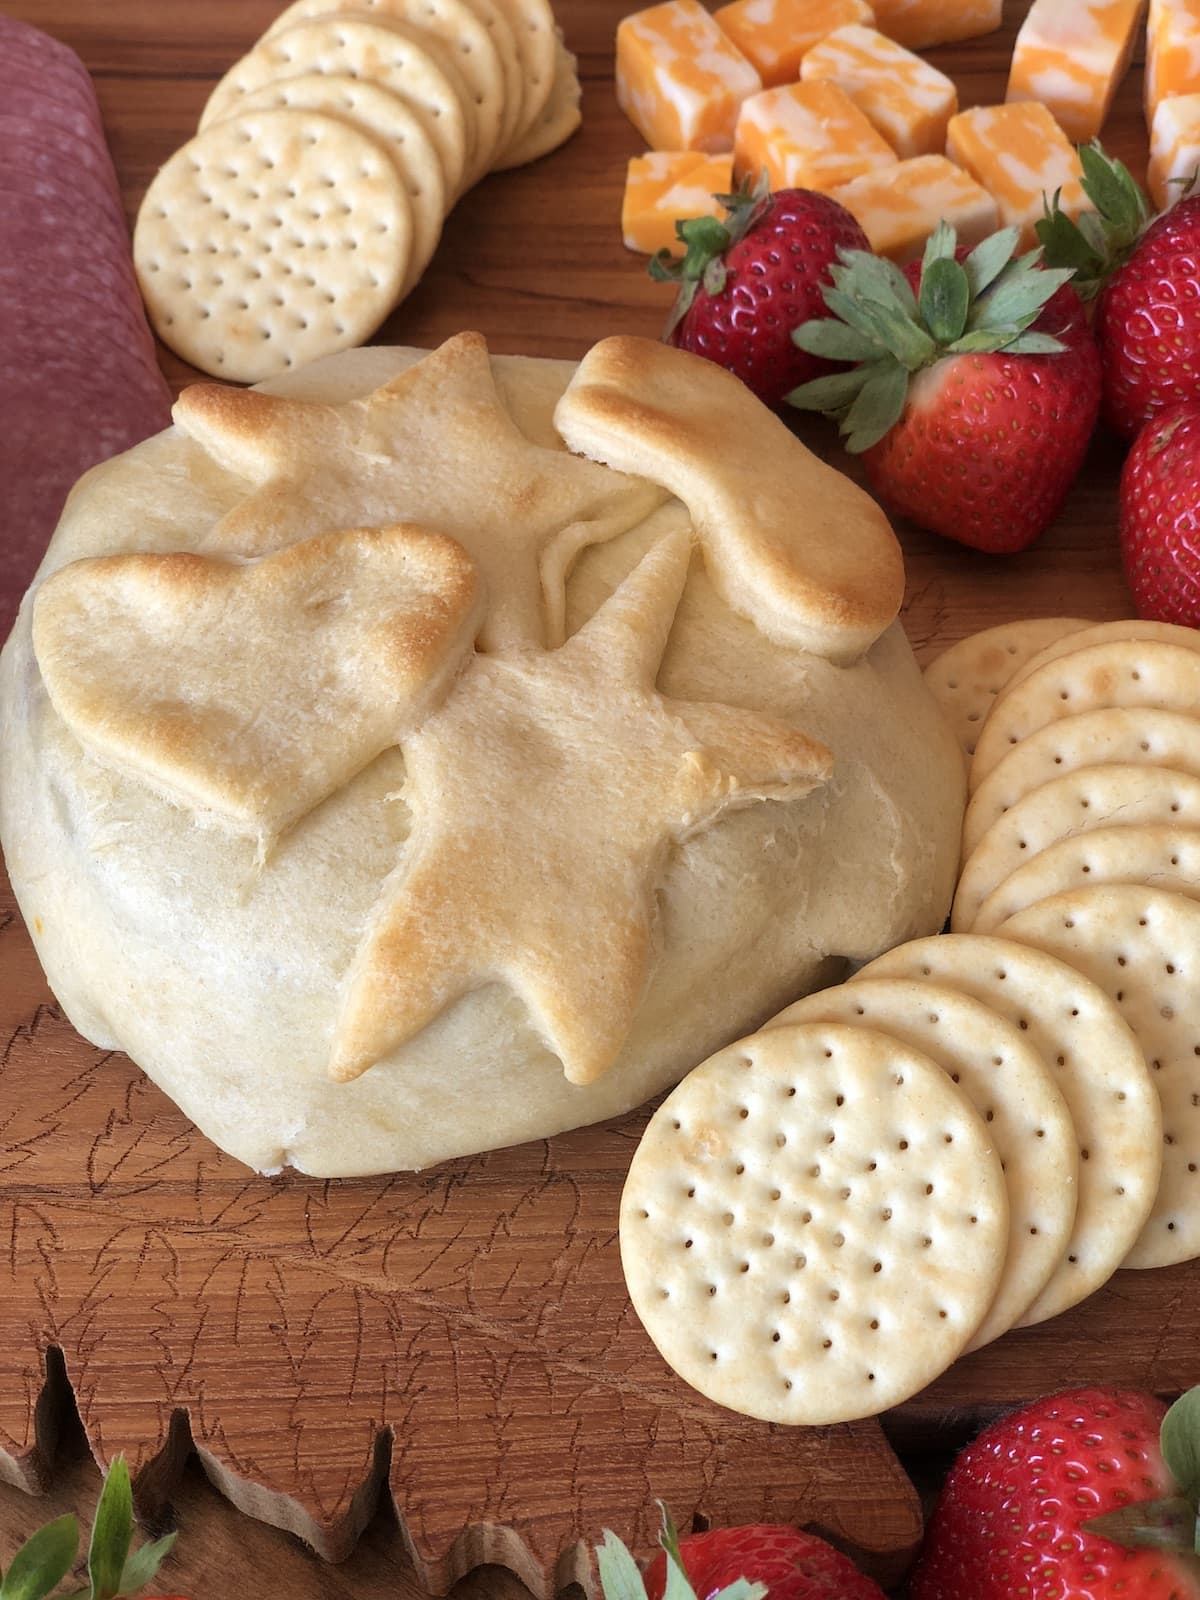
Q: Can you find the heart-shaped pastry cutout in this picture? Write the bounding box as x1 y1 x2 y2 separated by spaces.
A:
32 523 482 841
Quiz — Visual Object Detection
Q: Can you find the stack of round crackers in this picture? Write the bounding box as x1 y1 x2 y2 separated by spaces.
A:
620 616 1200 1426
133 0 581 382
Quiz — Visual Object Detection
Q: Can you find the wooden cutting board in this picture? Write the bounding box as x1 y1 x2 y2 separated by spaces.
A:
2 1 1197 1596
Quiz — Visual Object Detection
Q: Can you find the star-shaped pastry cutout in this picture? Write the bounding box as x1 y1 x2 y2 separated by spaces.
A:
329 527 833 1087
173 333 666 653
554 336 906 665
32 524 482 841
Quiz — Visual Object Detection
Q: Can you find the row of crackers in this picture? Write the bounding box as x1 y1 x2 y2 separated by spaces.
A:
615 616 1200 1427
133 0 579 384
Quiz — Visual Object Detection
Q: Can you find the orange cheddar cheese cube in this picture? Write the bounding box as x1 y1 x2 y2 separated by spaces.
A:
713 0 875 89
870 0 1001 50
734 80 898 194
946 102 1088 249
801 24 957 159
622 152 735 255
616 0 762 154
1006 0 1144 144
1148 92 1200 207
1146 0 1200 129
830 155 999 261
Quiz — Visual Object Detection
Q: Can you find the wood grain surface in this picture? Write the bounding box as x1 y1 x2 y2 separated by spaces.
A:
0 0 1191 1596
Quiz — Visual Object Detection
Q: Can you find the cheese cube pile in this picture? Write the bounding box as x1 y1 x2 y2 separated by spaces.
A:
734 79 898 192
1006 0 1144 144
1146 0 1200 127
712 0 874 88
1148 92 1200 205
801 24 958 159
622 151 734 254
831 155 998 260
616 0 761 153
869 0 1002 51
947 102 1087 248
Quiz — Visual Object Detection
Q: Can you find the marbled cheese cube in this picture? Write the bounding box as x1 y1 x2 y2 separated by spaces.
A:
734 80 898 193
1006 0 1144 144
622 151 735 255
713 0 875 88
869 0 1002 50
830 155 999 260
616 0 762 153
946 102 1088 248
1146 0 1200 129
1148 92 1200 207
801 24 958 159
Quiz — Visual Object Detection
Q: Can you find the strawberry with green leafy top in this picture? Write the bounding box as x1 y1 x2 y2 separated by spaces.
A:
787 222 1101 552
651 176 871 410
597 1505 886 1600
1037 143 1200 439
911 1384 1200 1599
0 1458 180 1600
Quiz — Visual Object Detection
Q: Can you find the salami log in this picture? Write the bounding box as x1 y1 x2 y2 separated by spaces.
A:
0 17 172 640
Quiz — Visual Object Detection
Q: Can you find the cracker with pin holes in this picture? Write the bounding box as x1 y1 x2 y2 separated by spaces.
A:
1002 617 1200 698
260 0 509 186
963 708 1200 860
619 1021 1008 1424
953 765 1200 932
199 17 471 196
134 108 412 383
1000 885 1200 1269
856 934 1161 1325
770 980 1078 1351
969 641 1200 794
924 619 1089 760
231 74 446 295
975 825 1200 932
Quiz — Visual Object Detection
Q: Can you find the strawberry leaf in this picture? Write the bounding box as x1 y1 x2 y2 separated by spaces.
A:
87 1459 133 1600
971 262 1073 332
920 257 970 343
1083 1493 1200 1560
1162 1386 1200 1508
786 364 874 413
1037 142 1151 298
0 1517 79 1600
843 361 909 453
597 1531 649 1600
116 1534 177 1597
791 318 882 362
921 220 957 278
962 226 1021 296
836 248 918 319
1002 331 1068 355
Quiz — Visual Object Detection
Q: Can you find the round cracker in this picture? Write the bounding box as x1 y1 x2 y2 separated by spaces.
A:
619 1022 1008 1424
975 825 1200 932
262 0 509 185
492 31 579 169
770 981 1078 1350
856 934 1161 1325
963 708 1200 860
231 74 445 294
970 641 1200 794
198 17 471 198
924 618 1090 761
953 765 1200 933
490 0 558 153
1004 618 1200 698
999 886 1200 1269
134 109 411 383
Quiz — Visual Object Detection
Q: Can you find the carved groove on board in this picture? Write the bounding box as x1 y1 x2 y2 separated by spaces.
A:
0 873 923 1596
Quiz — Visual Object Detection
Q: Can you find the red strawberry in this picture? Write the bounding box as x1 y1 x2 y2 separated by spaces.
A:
1037 144 1200 438
597 1507 886 1600
788 223 1101 553
650 178 870 409
911 1385 1200 1600
1119 399 1200 624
